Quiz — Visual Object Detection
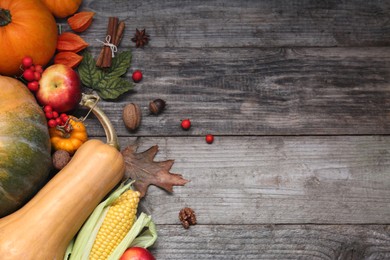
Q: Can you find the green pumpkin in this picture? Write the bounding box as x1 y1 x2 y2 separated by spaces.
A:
0 76 51 217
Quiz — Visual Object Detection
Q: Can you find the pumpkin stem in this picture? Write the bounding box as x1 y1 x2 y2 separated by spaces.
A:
55 118 73 137
80 93 120 150
0 9 11 26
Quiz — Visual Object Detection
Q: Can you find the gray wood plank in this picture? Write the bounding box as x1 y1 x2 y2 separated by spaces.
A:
77 47 390 136
78 0 390 47
149 224 390 259
114 136 390 224
54 1 390 258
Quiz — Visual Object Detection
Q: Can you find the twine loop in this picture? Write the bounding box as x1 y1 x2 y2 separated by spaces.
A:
96 35 117 57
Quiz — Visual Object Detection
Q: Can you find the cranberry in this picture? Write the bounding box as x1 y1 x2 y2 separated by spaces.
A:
21 56 33 69
35 65 43 73
205 134 214 144
181 119 191 130
43 105 53 113
27 81 39 92
23 69 35 82
45 111 53 119
47 119 57 128
132 70 143 82
52 111 59 118
33 71 41 81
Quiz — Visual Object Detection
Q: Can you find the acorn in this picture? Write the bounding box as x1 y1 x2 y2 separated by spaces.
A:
149 98 166 115
123 103 142 131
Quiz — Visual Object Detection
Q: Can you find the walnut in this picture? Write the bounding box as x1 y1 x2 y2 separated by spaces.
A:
122 103 142 131
179 207 197 229
52 150 71 170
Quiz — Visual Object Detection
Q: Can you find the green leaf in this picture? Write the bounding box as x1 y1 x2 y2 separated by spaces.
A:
96 77 133 100
78 50 133 100
107 50 132 78
78 51 102 87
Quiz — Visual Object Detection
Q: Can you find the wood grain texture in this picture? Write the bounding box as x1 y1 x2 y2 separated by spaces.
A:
69 1 390 258
148 225 390 259
116 136 390 224
79 0 390 47
78 47 390 136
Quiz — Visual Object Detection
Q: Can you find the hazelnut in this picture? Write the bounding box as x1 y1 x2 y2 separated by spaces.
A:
123 103 142 131
52 150 71 170
149 98 166 115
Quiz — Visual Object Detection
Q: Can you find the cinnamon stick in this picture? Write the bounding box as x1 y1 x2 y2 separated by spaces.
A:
96 17 119 67
113 21 126 46
95 45 105 67
101 17 118 68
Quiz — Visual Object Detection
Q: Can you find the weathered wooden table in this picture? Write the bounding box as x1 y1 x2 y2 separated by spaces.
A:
75 0 390 259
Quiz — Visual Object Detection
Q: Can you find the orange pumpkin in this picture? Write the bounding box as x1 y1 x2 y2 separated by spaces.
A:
0 0 58 76
41 0 82 18
49 116 88 154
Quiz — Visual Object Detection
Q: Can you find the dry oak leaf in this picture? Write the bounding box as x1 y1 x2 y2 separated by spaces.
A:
121 144 189 197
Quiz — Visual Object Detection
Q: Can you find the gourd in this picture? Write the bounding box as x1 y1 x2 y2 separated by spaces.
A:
0 76 52 218
0 94 125 259
41 0 82 18
0 0 57 76
49 116 88 154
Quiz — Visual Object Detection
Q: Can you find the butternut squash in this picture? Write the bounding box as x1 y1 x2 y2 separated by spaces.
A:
0 94 124 259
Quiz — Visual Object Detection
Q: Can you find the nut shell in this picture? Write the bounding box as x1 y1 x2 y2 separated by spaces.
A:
52 150 71 170
179 207 197 229
149 98 166 115
123 103 142 131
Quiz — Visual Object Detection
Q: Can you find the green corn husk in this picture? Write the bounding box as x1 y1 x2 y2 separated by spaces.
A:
64 181 157 260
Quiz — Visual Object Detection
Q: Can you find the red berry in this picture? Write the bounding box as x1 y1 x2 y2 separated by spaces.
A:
61 116 69 124
205 134 214 144
27 81 39 92
45 111 53 119
52 111 59 118
132 70 143 82
181 119 191 130
35 65 43 73
33 71 41 81
55 117 62 125
43 105 53 113
60 113 69 123
22 56 33 69
47 119 57 128
23 69 35 82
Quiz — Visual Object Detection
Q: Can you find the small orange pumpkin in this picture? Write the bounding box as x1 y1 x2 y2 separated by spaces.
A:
41 0 82 18
49 116 88 154
0 0 57 76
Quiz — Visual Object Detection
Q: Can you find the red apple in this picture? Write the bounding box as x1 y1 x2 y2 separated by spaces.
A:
120 247 155 260
36 64 81 113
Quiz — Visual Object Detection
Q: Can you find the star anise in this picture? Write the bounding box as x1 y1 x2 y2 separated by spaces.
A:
131 28 150 48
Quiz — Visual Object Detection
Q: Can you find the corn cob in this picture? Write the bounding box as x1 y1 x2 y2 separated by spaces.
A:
65 182 157 260
89 189 140 260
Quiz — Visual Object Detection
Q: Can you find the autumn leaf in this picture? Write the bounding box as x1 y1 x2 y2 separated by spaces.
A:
121 144 189 197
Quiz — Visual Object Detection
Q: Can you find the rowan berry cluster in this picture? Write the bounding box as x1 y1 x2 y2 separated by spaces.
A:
21 56 43 92
43 105 69 128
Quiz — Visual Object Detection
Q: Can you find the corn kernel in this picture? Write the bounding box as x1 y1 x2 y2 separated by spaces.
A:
89 189 140 260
